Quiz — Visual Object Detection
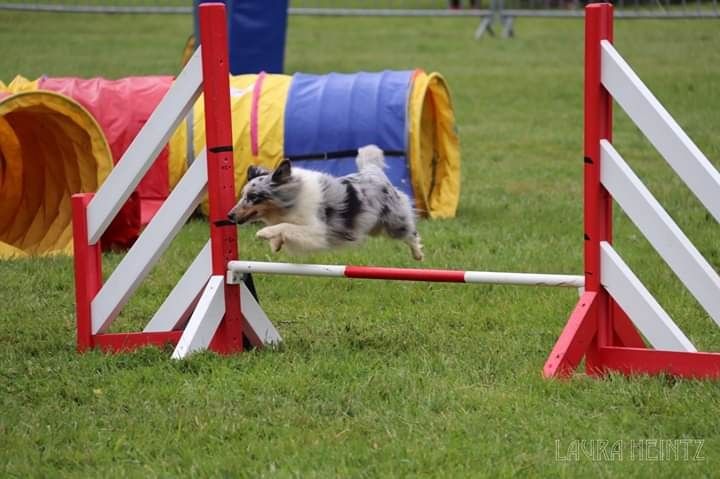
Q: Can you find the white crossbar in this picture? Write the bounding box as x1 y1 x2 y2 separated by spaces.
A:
86 48 203 244
601 40 720 224
601 140 720 327
600 242 696 352
91 151 208 334
229 261 345 278
463 271 584 287
226 260 584 288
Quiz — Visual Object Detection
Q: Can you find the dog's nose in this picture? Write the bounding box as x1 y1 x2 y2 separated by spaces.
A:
227 213 236 223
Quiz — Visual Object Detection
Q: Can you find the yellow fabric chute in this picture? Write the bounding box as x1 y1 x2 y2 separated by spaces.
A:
408 71 460 219
0 91 112 258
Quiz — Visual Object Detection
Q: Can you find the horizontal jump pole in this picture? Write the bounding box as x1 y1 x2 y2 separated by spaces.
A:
226 261 584 288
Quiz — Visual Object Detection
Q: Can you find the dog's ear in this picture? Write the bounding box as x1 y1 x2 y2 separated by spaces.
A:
247 165 270 181
271 160 292 184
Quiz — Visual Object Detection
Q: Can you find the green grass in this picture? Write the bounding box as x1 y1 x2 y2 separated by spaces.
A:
2 10 720 477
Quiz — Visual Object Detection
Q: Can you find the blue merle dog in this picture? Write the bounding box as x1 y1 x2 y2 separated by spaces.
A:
227 145 424 260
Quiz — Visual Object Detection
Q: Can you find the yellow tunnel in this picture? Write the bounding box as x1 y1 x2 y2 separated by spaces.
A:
0 90 112 257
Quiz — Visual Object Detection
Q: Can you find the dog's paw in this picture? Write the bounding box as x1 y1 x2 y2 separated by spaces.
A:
257 227 284 253
256 227 277 241
411 243 424 261
268 235 284 253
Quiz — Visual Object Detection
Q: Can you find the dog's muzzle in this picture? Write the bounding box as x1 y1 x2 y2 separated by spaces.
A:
213 219 236 227
227 210 257 225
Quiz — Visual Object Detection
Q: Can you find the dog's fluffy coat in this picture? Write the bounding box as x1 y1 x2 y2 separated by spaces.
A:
227 145 423 260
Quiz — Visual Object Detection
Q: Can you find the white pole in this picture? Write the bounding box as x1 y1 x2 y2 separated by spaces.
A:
463 271 584 288
228 261 345 278
227 261 584 288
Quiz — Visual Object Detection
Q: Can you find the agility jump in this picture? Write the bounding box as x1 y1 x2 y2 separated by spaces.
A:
72 3 720 378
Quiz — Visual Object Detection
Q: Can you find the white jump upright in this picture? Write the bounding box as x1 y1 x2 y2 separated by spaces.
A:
71 3 280 358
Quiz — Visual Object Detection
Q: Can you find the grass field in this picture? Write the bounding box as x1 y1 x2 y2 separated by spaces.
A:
2 8 720 477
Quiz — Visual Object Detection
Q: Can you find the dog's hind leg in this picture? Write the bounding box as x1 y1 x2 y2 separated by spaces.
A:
382 216 424 261
378 187 424 261
404 230 424 261
378 193 424 260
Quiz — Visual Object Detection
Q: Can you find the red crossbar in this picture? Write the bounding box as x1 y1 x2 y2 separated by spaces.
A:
344 266 466 282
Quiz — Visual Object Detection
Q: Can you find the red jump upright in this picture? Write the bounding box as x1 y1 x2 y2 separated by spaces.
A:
544 3 720 379
199 4 244 354
70 3 267 355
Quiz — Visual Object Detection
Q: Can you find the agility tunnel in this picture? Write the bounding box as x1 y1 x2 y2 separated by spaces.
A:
0 70 459 258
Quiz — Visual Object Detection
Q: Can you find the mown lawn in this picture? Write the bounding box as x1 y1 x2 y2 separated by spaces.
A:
1 9 720 477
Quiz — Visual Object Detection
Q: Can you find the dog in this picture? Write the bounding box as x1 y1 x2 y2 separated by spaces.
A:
227 145 424 260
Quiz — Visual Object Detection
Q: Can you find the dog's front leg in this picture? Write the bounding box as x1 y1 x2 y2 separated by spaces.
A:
257 225 286 253
277 224 328 254
257 223 328 254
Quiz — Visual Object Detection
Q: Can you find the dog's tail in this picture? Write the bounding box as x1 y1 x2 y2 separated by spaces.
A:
356 144 386 171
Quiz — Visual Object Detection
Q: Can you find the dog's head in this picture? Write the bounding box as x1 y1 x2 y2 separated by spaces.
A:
227 160 294 225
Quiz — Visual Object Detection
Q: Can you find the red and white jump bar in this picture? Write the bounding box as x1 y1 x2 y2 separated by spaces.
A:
226 261 584 288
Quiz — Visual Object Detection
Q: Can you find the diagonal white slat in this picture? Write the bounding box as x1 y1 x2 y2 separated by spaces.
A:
240 282 282 346
171 275 225 360
86 47 203 244
600 242 696 352
91 151 208 334
601 140 720 327
601 40 720 224
144 240 212 333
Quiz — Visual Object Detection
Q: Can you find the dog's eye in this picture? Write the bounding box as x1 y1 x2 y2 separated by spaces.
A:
246 193 257 202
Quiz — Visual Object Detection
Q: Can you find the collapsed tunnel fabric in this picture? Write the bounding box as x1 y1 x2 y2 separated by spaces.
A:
0 71 459 258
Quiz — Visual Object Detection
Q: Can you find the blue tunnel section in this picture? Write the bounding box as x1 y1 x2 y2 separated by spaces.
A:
283 71 416 201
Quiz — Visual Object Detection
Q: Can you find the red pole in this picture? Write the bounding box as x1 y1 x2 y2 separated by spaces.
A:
199 3 243 354
584 3 614 367
345 266 466 283
71 193 102 352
